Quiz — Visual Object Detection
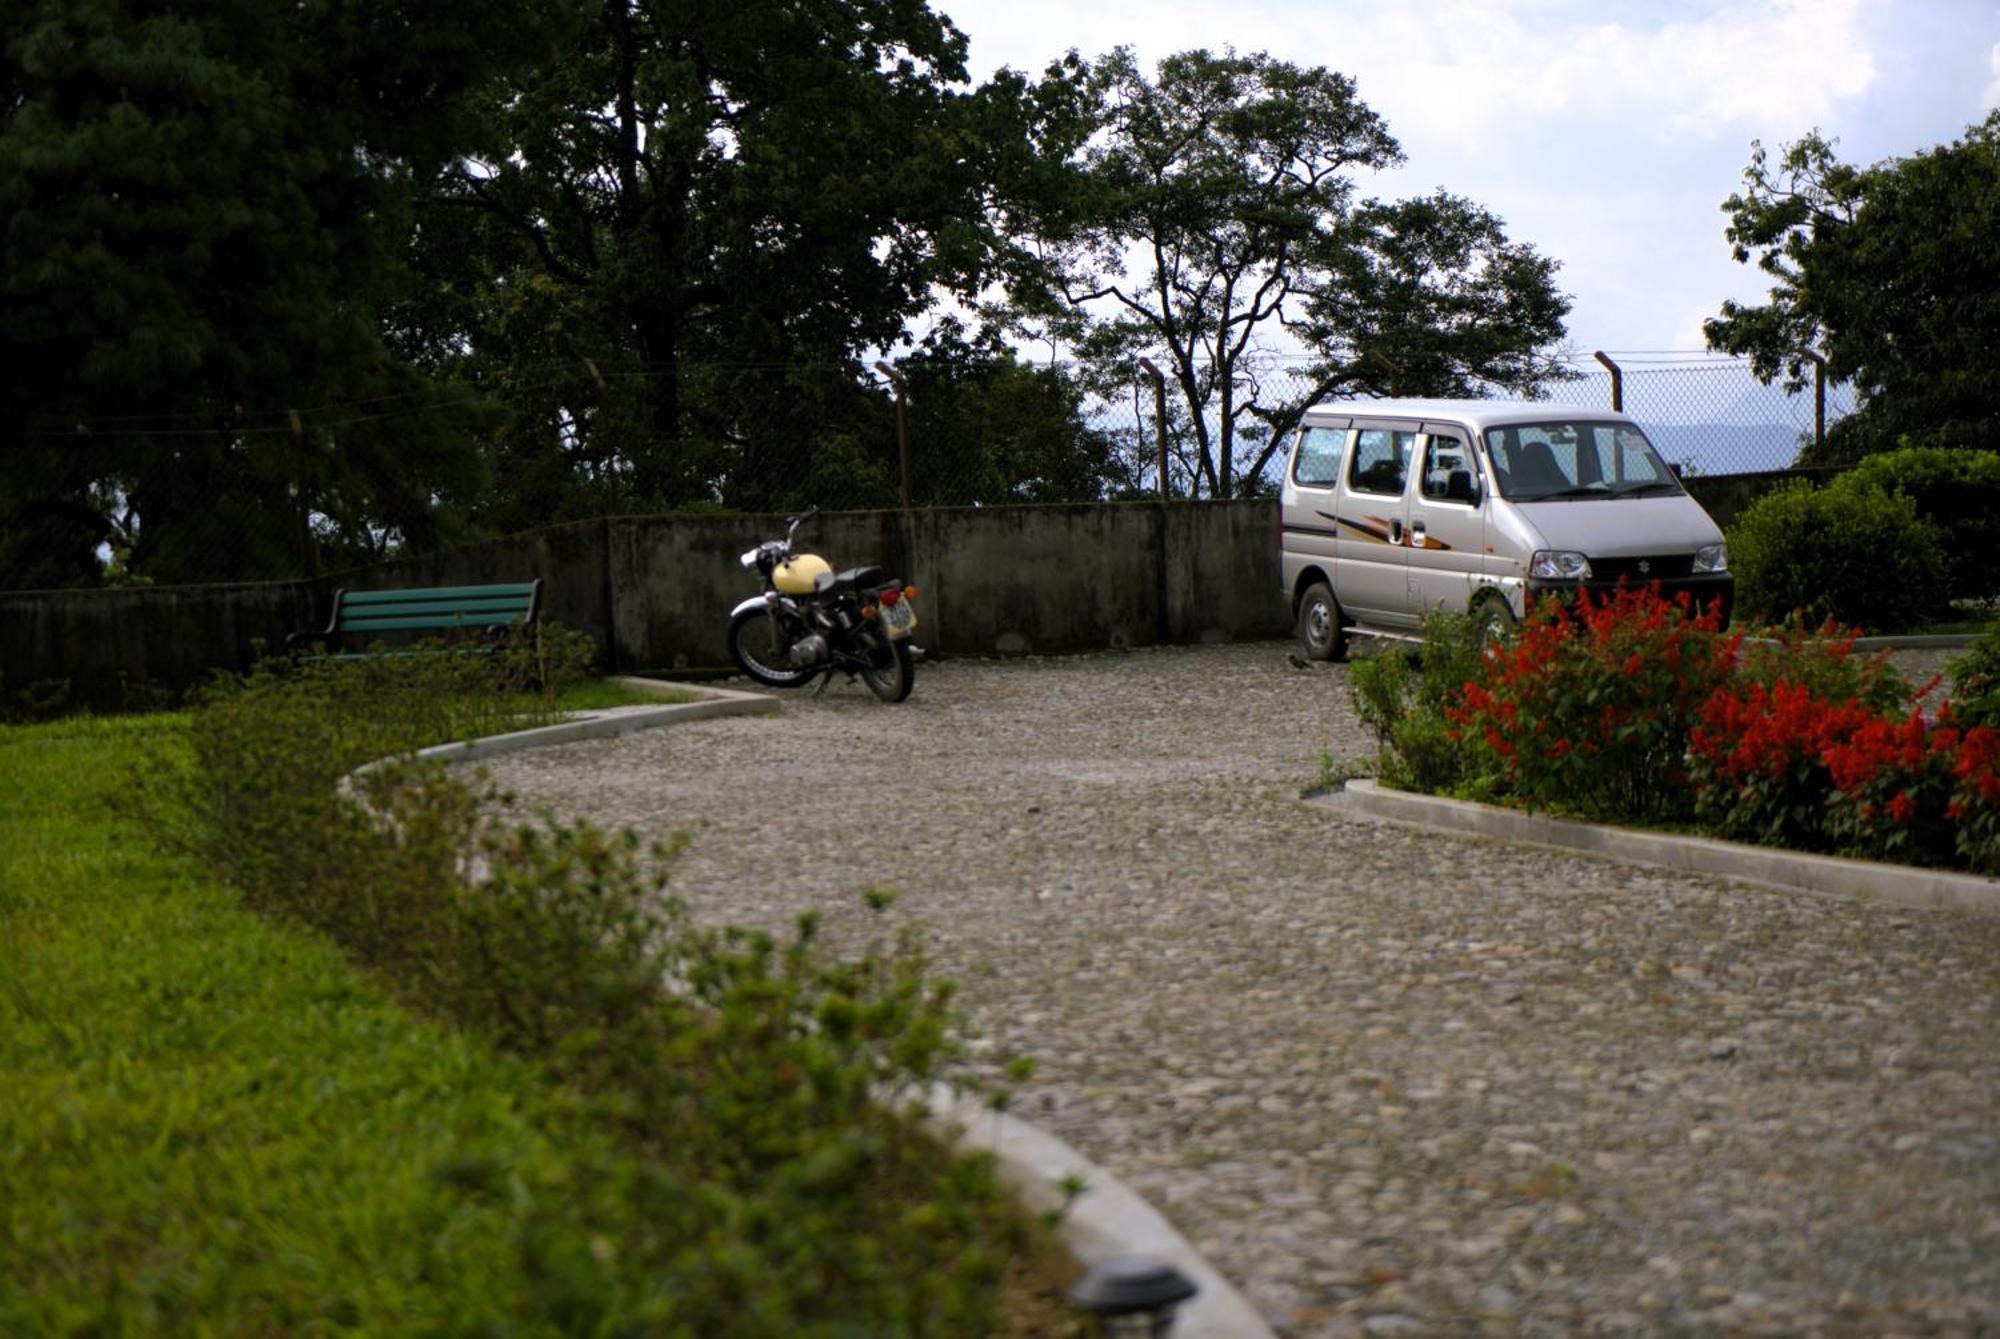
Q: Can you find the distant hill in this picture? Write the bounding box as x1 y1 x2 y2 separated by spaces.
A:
1647 422 1808 476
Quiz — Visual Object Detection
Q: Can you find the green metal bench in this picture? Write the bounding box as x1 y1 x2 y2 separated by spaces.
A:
287 581 542 658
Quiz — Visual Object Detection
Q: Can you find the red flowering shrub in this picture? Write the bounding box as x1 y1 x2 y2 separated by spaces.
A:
1819 709 1963 865
1687 680 1876 850
1948 727 2000 873
1737 615 1906 712
1447 585 1739 821
1388 585 1999 874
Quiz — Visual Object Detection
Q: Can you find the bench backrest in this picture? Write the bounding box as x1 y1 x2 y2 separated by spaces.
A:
331 581 541 636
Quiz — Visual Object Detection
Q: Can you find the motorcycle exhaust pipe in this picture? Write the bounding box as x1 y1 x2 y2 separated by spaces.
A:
788 633 830 668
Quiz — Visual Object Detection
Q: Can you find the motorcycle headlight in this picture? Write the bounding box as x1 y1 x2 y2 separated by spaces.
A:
1530 549 1592 580
1693 542 1728 573
739 548 759 569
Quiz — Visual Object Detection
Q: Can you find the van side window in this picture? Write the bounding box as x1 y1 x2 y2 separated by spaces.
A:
1292 426 1347 487
1349 428 1413 496
1420 436 1475 501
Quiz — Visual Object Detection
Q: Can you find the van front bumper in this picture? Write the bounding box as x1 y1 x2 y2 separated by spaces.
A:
1526 572 1735 626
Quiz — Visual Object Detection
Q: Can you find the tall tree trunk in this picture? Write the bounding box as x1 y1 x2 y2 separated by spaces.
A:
633 308 684 504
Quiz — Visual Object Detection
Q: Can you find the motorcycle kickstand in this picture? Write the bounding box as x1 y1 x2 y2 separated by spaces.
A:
812 670 833 698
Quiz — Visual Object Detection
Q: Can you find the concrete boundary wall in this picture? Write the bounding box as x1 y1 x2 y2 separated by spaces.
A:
0 501 1292 699
0 468 1828 702
0 579 320 706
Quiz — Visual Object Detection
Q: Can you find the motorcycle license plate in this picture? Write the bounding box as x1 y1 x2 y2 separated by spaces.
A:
881 599 916 639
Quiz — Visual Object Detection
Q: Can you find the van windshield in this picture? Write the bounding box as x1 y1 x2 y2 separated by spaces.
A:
1483 421 1682 501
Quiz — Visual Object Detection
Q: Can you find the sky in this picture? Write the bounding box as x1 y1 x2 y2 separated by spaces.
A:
932 0 1999 358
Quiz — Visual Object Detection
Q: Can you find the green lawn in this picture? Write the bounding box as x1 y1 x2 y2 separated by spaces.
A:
551 677 698 712
0 716 651 1334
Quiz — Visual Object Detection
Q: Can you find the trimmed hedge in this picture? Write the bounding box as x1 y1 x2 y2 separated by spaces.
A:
1832 446 2000 602
1728 479 1948 632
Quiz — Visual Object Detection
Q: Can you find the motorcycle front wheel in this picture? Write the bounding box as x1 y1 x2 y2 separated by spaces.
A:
858 633 915 703
728 608 818 688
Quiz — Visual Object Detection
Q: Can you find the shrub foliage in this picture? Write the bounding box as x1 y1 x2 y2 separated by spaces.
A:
148 650 1025 1335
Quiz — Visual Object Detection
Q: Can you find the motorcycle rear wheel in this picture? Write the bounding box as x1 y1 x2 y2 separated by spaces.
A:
728 609 817 688
859 634 915 703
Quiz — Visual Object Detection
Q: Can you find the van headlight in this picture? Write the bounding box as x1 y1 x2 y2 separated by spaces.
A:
1693 542 1728 573
1530 550 1592 580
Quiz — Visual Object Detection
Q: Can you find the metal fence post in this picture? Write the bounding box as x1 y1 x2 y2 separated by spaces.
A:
1594 351 1622 412
1800 350 1828 456
1363 349 1400 396
875 360 911 510
1136 358 1170 500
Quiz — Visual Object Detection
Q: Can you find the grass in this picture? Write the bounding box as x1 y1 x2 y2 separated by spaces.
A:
3 674 1073 1335
551 677 698 711
0 715 657 1334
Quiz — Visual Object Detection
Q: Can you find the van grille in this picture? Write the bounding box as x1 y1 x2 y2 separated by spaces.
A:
1591 554 1693 584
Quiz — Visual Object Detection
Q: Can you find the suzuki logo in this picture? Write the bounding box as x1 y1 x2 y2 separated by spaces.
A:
1637 560 1652 575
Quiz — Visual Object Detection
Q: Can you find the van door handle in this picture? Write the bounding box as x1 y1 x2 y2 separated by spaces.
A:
1389 518 1404 545
1409 520 1427 548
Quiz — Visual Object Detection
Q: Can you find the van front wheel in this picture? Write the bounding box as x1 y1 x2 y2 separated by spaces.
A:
1297 582 1348 663
1475 595 1517 651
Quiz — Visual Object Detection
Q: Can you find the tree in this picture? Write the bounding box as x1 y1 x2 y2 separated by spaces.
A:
899 324 1128 505
1006 47 1571 499
415 0 1040 513
1705 113 2000 463
0 0 562 586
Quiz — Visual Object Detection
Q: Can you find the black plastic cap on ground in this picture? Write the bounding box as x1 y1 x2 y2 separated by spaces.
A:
1071 1255 1199 1317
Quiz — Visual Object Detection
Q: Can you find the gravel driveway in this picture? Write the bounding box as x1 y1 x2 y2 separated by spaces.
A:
482 644 1998 1337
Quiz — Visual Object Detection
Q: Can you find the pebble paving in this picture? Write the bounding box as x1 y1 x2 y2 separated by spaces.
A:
481 644 1998 1337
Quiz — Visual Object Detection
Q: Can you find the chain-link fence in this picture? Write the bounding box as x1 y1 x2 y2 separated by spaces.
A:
1552 354 1857 477
3 352 1853 590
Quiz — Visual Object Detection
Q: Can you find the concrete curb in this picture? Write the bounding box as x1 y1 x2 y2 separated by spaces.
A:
924 1085 1276 1339
1850 633 1979 650
399 678 779 768
1743 632 1978 651
1323 780 2000 915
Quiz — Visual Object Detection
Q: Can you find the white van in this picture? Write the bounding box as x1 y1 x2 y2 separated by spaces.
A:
1279 399 1732 659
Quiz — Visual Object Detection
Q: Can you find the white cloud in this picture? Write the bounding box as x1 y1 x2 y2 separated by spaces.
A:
1283 0 1879 153
952 1 1880 149
937 0 1969 351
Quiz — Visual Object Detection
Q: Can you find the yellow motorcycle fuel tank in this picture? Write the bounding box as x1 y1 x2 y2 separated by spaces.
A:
773 553 831 595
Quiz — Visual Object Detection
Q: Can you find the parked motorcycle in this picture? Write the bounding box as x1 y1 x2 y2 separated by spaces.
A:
728 509 918 702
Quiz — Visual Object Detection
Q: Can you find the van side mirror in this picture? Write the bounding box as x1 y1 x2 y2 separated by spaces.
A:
1445 469 1480 504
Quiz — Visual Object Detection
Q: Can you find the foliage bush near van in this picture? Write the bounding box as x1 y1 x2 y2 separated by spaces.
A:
1727 479 1948 631
1360 588 2000 875
1832 445 2000 602
1348 610 1483 795
138 654 1029 1335
1949 616 2000 731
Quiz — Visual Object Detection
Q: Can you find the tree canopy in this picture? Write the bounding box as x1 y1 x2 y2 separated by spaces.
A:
1705 112 2000 463
415 0 1041 515
0 0 568 585
2 9 1580 585
1002 46 1572 498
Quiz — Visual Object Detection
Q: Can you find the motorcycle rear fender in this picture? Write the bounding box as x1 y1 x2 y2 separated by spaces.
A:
732 592 796 622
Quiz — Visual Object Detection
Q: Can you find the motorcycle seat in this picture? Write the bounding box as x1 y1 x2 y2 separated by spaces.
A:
814 565 889 596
